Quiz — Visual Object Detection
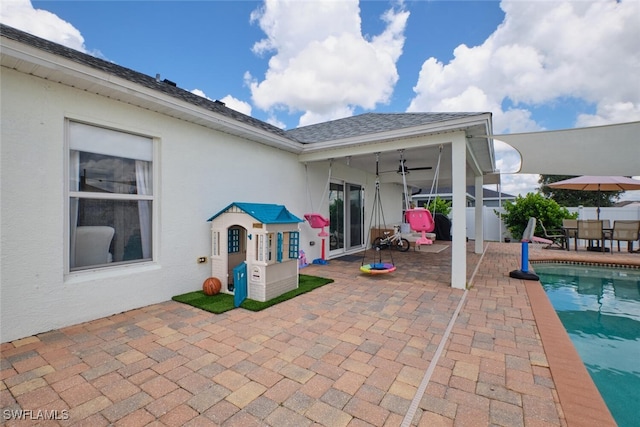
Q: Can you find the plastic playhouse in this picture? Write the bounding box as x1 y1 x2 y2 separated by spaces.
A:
208 202 304 303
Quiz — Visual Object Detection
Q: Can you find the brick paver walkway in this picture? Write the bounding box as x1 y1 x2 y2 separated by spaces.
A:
2 242 635 426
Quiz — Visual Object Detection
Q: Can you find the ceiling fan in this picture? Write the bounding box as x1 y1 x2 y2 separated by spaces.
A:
391 159 432 175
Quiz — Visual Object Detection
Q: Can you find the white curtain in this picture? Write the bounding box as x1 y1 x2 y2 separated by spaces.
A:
69 151 80 268
135 160 152 259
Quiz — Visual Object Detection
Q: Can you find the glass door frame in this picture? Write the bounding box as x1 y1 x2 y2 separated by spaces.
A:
329 180 365 257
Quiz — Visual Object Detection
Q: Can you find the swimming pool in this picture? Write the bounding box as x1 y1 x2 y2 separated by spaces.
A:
534 263 640 427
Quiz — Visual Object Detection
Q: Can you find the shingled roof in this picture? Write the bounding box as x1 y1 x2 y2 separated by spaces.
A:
207 202 303 224
0 24 289 140
1 23 488 147
285 112 487 143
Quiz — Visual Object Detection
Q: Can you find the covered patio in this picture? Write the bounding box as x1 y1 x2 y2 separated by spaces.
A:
3 242 633 426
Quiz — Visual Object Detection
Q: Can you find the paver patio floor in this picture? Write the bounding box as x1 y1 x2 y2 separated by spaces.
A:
2 242 636 426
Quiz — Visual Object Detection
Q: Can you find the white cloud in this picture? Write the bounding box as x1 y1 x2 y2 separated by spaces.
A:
409 0 640 133
191 89 210 99
499 173 540 197
0 0 86 52
219 95 252 116
576 101 640 127
247 0 409 127
408 0 640 196
192 90 253 116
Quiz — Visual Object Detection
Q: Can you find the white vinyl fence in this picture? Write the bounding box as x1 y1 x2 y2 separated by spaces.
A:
466 206 640 241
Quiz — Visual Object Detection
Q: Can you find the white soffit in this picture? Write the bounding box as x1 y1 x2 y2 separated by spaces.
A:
494 121 640 176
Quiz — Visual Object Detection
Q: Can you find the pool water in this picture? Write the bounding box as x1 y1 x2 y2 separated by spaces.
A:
534 263 640 427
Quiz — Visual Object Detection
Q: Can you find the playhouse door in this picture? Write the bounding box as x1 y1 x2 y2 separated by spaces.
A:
233 262 247 307
227 225 246 292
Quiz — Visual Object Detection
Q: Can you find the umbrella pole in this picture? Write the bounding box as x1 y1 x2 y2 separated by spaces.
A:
597 185 601 220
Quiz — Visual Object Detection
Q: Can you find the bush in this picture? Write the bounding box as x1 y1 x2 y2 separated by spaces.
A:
423 196 452 216
497 193 577 240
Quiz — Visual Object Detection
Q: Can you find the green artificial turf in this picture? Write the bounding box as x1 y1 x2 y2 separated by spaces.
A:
172 274 334 314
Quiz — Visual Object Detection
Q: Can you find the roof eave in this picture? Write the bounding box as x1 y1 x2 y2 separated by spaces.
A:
300 114 490 152
1 36 304 154
299 113 496 174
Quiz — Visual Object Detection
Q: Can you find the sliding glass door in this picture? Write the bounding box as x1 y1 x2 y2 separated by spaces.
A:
329 181 364 256
348 184 363 250
329 183 344 252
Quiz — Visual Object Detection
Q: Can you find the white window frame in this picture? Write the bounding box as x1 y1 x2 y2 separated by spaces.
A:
65 120 157 274
212 230 221 257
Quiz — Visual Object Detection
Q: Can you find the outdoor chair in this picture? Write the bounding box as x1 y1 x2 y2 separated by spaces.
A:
576 220 606 252
601 219 613 240
538 221 566 249
608 220 640 252
521 217 554 247
75 226 115 267
562 219 577 250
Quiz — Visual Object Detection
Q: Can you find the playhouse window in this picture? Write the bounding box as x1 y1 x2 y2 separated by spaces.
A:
256 234 265 262
228 228 240 253
277 231 300 262
68 121 154 271
257 233 274 263
255 233 274 263
212 231 220 257
267 233 274 262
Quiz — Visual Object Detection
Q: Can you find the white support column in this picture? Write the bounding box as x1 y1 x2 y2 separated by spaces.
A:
474 175 484 254
451 136 467 289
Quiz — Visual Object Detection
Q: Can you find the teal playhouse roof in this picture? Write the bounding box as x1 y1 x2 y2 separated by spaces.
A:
207 202 304 224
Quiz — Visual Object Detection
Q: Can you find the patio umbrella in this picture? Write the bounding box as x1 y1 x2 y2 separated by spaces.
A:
548 175 640 219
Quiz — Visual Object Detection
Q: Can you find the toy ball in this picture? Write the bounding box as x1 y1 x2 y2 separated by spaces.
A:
202 277 222 296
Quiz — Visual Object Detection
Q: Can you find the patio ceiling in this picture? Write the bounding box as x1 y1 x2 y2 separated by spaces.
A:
312 142 497 191
297 120 500 191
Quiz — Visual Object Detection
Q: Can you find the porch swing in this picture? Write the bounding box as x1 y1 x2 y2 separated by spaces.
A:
304 160 332 262
403 146 442 248
361 153 396 274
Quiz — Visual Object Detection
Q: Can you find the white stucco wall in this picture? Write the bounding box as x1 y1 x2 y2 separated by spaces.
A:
0 69 314 342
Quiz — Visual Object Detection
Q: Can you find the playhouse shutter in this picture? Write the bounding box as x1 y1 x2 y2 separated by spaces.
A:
276 232 283 262
289 231 299 259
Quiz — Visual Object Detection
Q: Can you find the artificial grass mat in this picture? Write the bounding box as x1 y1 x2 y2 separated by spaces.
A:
172 274 334 314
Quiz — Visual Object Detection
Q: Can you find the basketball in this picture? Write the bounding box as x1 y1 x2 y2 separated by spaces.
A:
202 277 221 296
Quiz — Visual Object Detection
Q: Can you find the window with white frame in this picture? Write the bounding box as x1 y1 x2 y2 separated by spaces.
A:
255 231 299 264
256 234 265 262
212 231 220 257
69 121 153 270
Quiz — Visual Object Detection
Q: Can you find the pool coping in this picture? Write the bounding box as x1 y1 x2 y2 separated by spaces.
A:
526 261 618 427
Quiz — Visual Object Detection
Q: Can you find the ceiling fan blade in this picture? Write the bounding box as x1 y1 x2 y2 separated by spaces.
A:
407 166 433 171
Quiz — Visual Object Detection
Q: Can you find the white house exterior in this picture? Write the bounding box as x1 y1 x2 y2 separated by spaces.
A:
1 24 498 342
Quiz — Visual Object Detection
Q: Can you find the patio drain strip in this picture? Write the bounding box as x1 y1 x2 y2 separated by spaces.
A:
401 242 489 426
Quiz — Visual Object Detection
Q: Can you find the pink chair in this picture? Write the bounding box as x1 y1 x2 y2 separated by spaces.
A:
405 208 435 246
304 213 330 237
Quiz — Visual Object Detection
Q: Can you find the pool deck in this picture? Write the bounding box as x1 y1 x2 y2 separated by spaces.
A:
2 242 637 426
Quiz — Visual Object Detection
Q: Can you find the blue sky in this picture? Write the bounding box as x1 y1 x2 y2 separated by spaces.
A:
3 0 639 197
